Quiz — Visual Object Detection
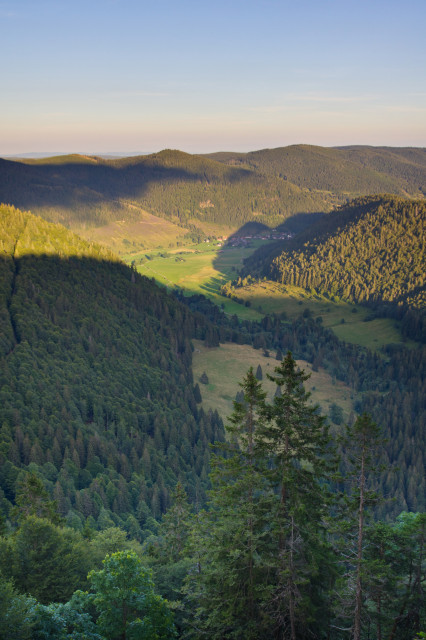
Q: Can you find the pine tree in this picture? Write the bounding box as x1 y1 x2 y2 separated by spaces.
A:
12 472 62 525
335 413 387 640
160 482 192 563
187 357 336 639
187 368 272 639
258 352 336 639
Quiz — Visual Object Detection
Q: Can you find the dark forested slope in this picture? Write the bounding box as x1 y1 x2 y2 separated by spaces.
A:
2 145 425 236
0 204 223 537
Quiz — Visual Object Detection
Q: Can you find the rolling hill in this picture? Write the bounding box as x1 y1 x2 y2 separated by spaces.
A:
267 195 425 307
205 144 426 198
0 150 330 239
1 145 424 256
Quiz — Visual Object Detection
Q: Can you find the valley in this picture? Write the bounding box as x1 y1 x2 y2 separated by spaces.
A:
122 239 415 350
0 147 424 639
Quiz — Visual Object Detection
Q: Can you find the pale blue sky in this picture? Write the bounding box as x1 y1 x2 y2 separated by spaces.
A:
1 0 425 154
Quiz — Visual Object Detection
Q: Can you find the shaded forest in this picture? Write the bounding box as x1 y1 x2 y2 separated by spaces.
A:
1 145 425 236
0 205 224 539
0 150 329 230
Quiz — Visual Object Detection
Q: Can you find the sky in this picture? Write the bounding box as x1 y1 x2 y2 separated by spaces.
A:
1 0 426 155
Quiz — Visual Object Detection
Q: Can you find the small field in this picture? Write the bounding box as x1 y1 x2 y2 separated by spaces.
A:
192 339 355 427
232 281 413 351
131 243 265 320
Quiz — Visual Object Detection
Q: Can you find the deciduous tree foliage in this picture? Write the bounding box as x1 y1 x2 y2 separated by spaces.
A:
88 551 176 640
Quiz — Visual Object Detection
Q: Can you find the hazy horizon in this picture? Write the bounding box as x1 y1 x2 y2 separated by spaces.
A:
2 142 426 162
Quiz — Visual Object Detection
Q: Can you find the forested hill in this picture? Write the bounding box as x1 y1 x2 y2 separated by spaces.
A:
205 145 426 198
257 196 425 309
0 204 224 537
0 150 328 230
1 145 425 235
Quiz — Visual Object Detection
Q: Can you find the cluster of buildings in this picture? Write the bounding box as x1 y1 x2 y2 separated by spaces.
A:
226 230 293 248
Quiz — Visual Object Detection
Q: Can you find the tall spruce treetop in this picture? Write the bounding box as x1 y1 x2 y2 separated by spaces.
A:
259 352 336 640
336 413 387 640
260 351 334 515
186 368 273 639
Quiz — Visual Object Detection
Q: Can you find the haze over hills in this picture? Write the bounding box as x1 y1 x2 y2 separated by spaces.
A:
4 152 152 159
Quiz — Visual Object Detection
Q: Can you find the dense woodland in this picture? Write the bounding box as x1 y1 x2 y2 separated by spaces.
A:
205 145 426 198
240 196 426 342
0 145 425 639
0 150 328 230
0 354 424 639
268 196 425 306
0 205 225 540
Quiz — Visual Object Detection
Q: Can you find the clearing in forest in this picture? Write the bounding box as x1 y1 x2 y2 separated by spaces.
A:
192 339 355 426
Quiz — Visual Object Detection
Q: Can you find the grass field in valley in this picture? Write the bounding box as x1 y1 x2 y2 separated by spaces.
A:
229 281 413 351
192 340 355 427
121 238 413 350
130 242 264 320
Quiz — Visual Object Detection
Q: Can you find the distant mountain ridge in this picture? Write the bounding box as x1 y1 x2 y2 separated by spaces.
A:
204 145 426 198
0 146 424 241
0 149 329 232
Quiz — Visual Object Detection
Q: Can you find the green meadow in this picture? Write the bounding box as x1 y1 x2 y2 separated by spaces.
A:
232 281 413 351
124 242 414 350
192 340 355 425
130 242 264 320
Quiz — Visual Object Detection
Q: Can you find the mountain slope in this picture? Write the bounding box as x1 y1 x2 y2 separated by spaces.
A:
0 204 223 537
0 150 330 233
205 145 426 198
253 196 425 308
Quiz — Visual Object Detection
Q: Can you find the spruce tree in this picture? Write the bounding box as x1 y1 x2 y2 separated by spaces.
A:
187 368 272 639
258 352 336 639
335 413 387 640
187 357 336 639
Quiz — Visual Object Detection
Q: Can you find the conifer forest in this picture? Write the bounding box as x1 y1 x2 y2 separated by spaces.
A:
0 147 424 639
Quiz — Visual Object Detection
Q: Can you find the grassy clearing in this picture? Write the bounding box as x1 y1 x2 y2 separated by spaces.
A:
133 243 264 320
192 339 355 425
132 241 412 348
119 229 414 350
233 281 413 350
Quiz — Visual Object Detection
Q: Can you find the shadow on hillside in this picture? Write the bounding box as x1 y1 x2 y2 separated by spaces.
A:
211 212 325 279
0 153 252 219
